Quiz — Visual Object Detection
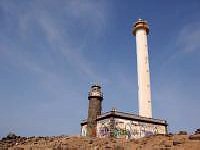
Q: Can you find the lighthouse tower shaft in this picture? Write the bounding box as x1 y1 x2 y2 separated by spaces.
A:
133 19 152 118
87 85 103 137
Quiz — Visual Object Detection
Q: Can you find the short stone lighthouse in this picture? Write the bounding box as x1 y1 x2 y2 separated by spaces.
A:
86 84 103 137
132 19 152 118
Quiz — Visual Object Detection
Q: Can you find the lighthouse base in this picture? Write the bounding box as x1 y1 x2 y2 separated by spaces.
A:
81 110 167 139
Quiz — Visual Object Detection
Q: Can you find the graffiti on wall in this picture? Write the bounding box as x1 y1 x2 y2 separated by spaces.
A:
98 119 162 139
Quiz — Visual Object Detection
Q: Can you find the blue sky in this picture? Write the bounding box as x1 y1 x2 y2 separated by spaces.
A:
0 0 200 137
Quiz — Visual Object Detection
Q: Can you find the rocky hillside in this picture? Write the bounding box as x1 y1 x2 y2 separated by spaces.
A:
0 133 200 150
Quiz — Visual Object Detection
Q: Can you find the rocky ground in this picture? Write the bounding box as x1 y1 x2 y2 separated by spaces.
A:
0 133 200 150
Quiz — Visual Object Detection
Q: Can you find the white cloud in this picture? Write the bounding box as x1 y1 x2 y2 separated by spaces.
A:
0 0 113 112
0 0 109 80
176 21 200 53
159 21 200 68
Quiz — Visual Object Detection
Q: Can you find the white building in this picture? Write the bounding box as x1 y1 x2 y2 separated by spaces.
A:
81 109 167 139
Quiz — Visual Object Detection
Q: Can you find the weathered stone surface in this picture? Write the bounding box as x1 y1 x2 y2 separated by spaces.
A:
87 85 103 137
1 134 200 150
189 134 200 140
195 129 200 135
178 131 187 135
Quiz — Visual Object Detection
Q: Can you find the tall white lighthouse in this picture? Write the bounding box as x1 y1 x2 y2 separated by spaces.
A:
132 19 152 118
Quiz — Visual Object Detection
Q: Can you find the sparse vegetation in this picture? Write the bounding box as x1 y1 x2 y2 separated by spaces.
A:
0 132 200 149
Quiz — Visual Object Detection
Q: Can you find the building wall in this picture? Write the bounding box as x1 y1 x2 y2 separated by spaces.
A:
96 118 166 139
81 125 87 136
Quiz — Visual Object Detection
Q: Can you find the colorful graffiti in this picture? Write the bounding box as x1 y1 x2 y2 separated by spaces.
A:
99 127 128 137
98 120 164 139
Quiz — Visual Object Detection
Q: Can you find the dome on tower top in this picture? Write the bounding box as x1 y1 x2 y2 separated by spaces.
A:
132 19 149 35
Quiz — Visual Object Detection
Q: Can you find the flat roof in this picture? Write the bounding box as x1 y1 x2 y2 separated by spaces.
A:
81 111 168 126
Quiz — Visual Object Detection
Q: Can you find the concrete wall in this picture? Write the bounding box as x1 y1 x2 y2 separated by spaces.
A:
96 118 166 139
135 27 152 118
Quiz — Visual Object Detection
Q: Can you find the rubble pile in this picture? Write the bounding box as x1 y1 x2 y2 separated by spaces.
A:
0 133 200 150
